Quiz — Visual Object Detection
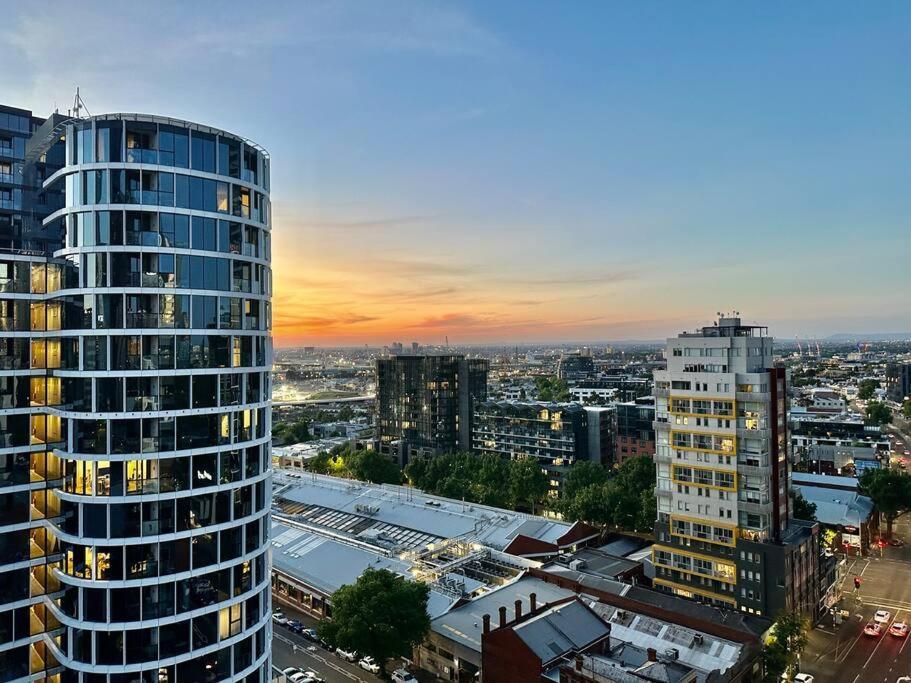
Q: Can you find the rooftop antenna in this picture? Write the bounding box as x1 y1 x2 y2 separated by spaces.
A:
72 87 91 118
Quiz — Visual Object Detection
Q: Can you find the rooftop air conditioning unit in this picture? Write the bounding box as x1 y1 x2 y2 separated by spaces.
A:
569 559 587 571
693 634 704 645
664 648 679 660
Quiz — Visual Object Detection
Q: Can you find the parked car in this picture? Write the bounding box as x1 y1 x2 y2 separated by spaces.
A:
891 622 910 638
317 637 333 651
286 619 304 633
359 656 380 674
273 611 289 625
391 669 417 683
875 610 892 623
281 668 302 679
890 538 905 547
335 646 358 662
301 627 318 641
299 671 324 683
781 674 814 683
864 622 884 637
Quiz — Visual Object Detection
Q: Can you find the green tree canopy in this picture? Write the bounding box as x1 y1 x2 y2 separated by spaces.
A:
535 376 571 402
272 419 312 445
859 468 911 538
337 405 355 421
508 457 550 513
857 379 879 401
317 568 430 674
348 449 402 485
762 611 809 682
904 399 911 420
559 456 657 533
562 461 609 499
790 488 817 522
865 401 892 426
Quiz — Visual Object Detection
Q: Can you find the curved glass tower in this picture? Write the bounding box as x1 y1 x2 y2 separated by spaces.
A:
0 112 273 683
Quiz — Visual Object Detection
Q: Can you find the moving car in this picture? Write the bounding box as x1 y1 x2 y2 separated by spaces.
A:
359 656 381 674
890 622 910 637
391 670 417 683
864 622 884 637
335 646 358 662
891 538 905 547
875 610 892 623
273 611 289 625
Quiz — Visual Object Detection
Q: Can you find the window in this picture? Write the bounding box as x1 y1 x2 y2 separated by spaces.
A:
191 131 216 173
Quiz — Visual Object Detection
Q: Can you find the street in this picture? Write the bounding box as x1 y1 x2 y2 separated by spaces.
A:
803 515 911 683
271 601 381 683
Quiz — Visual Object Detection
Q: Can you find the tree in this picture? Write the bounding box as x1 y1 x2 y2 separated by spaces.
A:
790 488 817 522
560 483 612 526
273 419 311 445
859 468 911 538
857 379 879 401
337 405 355 422
508 457 549 513
348 449 402 485
535 376 571 402
762 611 809 682
472 454 510 507
865 401 892 426
562 461 608 499
903 399 911 420
318 568 430 675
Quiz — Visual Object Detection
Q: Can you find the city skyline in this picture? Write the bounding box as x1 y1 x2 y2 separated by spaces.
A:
3 1 910 346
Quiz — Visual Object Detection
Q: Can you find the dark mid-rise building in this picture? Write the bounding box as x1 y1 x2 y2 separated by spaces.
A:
472 401 590 495
614 397 656 465
376 354 488 463
886 362 911 404
0 105 273 682
556 352 594 381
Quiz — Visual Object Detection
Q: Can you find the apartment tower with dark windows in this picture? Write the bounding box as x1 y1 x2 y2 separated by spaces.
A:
652 316 820 619
376 354 488 464
0 106 273 683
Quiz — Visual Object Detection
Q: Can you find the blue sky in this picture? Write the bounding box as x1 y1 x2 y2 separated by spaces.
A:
3 1 909 344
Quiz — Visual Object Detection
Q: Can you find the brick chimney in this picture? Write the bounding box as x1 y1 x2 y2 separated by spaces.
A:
530 592 537 612
574 654 584 672
498 605 507 628
647 648 657 662
483 614 490 634
515 599 523 620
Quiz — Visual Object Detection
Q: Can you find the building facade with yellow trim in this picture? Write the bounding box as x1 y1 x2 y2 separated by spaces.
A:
653 316 821 619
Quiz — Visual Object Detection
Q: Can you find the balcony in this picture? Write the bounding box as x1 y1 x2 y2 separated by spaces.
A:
737 500 769 516
736 391 770 403
737 463 768 478
737 427 770 441
655 388 670 398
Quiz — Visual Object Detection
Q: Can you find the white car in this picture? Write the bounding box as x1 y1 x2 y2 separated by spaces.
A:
781 674 814 683
891 622 910 637
281 668 302 679
875 610 892 624
335 646 358 662
865 622 884 637
359 656 381 674
391 670 417 683
273 611 289 625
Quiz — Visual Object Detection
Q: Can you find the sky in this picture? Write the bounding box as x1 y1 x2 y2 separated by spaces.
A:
3 1 910 346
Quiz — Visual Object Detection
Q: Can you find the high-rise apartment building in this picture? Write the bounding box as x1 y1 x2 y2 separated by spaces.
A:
0 107 273 682
652 316 819 618
376 354 488 464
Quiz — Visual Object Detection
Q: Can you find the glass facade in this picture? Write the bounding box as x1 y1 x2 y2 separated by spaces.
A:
0 110 272 683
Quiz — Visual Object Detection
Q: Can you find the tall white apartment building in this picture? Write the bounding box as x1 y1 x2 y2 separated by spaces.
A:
652 316 819 618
